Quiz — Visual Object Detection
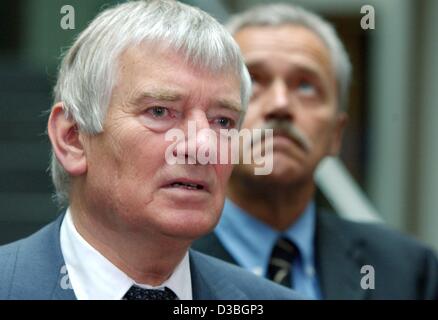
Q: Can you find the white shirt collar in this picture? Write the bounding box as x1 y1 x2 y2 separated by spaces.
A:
60 208 192 300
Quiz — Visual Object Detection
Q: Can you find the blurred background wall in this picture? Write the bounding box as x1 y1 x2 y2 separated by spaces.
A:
0 0 437 252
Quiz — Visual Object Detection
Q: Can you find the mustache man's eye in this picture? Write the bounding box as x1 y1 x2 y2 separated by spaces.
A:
297 81 317 96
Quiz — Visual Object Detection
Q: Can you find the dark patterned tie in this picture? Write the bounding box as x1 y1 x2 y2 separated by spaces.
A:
123 285 179 300
267 237 298 288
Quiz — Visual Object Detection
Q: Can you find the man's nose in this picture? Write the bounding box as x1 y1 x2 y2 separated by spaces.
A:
264 79 294 122
190 110 211 150
174 110 213 164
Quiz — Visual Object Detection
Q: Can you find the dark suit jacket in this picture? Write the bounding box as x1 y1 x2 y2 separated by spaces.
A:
193 208 438 299
0 214 301 300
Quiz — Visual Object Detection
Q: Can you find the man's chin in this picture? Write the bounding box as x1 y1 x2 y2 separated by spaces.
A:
161 225 216 242
157 209 219 240
243 163 303 183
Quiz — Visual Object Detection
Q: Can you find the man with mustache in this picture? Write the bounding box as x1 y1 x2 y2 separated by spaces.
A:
193 3 438 299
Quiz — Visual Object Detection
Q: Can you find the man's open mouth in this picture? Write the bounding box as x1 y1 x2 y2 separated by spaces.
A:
163 179 209 191
169 182 205 190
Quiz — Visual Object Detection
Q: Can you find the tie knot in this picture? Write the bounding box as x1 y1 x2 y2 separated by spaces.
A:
267 237 298 287
271 237 297 259
123 285 179 300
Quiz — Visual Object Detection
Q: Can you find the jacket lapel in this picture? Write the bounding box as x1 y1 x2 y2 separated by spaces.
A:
189 250 247 300
316 209 368 299
192 232 237 265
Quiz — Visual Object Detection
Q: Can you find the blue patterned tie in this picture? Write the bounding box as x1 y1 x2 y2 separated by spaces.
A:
123 285 179 300
267 237 298 288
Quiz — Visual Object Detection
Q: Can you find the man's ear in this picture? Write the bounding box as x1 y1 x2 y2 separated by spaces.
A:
329 112 348 156
47 103 87 176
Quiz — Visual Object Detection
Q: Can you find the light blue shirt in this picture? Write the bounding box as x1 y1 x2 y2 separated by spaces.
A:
215 199 322 300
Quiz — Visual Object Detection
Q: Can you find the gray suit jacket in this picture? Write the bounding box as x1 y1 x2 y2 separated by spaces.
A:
0 215 301 300
193 208 438 300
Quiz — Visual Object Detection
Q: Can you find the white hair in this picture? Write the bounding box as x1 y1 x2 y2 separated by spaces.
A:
227 3 352 112
51 0 251 206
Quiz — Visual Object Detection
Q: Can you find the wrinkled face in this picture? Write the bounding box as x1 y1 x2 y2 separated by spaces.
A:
82 43 241 240
233 25 346 185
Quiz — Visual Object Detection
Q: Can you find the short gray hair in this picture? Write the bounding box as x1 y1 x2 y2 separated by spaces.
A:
51 0 251 206
227 3 352 112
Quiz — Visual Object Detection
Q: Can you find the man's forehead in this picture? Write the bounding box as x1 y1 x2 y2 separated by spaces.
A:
235 25 331 63
235 24 334 81
119 42 240 80
111 47 242 113
116 44 240 93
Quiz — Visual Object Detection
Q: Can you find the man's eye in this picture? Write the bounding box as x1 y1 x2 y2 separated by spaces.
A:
146 106 169 118
212 117 235 129
141 106 179 132
297 81 317 96
250 73 270 90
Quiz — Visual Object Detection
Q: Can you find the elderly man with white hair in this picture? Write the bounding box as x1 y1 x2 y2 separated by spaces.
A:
0 0 301 300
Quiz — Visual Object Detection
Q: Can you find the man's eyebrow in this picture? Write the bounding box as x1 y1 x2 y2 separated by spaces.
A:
293 65 324 79
217 98 242 114
245 60 268 73
248 59 322 78
135 90 183 103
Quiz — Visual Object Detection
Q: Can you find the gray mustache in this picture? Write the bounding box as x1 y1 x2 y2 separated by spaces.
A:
257 119 312 152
